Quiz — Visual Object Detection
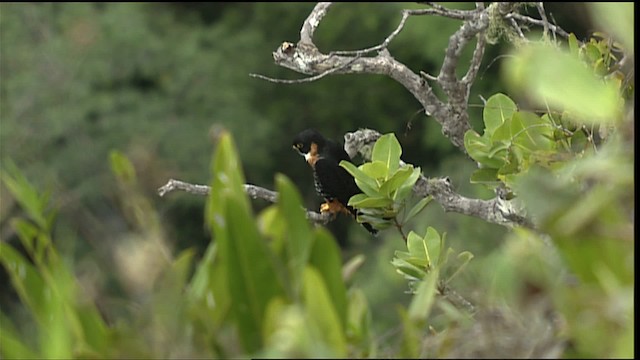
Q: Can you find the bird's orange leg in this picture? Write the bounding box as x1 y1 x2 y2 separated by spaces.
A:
320 199 351 216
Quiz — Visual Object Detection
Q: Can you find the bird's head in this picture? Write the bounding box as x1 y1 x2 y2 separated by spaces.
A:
292 129 326 165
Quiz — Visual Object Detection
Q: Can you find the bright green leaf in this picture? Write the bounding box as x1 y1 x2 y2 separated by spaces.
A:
348 195 393 209
276 174 312 298
379 166 414 197
505 44 621 124
339 160 379 196
469 168 500 184
394 167 422 202
302 267 347 356
391 257 427 280
224 195 282 353
424 227 442 267
483 93 518 137
404 196 433 223
406 231 425 259
109 150 137 185
371 133 402 175
408 268 439 321
360 161 390 182
464 130 504 169
309 228 348 331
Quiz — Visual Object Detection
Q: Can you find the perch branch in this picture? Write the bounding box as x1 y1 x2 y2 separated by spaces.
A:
344 128 534 229
158 127 533 230
157 179 331 225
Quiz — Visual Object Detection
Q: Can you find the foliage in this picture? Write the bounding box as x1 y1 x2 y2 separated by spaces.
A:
340 133 425 232
0 159 109 359
0 134 383 358
464 31 634 358
0 3 634 359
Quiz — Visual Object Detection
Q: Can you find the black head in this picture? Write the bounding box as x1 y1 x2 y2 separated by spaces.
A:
292 129 327 157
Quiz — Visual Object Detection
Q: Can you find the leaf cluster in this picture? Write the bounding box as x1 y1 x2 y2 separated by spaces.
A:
340 133 425 231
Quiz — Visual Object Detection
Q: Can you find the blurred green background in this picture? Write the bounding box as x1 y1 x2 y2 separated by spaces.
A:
0 2 596 343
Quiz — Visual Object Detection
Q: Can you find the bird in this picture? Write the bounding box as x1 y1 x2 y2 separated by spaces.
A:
292 129 378 235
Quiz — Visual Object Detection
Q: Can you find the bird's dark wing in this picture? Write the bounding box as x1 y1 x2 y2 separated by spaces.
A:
314 157 361 206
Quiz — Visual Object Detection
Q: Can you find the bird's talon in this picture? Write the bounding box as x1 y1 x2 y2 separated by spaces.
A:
320 202 331 213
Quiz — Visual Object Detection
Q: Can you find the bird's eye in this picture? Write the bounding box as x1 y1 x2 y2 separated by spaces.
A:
296 143 303 149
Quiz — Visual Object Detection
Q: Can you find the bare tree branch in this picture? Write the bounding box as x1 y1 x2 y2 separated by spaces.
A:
249 54 361 84
300 2 332 45
157 179 331 225
535 2 550 38
343 128 533 229
505 13 570 39
163 3 560 230
158 126 533 231
264 2 501 153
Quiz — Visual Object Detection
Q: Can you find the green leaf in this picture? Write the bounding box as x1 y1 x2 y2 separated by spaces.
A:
391 257 427 280
0 243 49 326
0 158 51 230
379 166 414 197
568 33 580 56
205 132 283 353
109 150 137 185
509 111 556 153
394 167 422 202
446 251 475 283
224 195 282 353
339 160 379 196
398 307 420 358
407 268 439 321
276 174 313 298
346 289 373 355
424 227 442 268
404 196 433 223
309 228 348 331
469 168 500 184
464 130 504 169
348 194 393 209
483 93 518 137
487 141 509 162
0 313 39 359
371 133 402 175
505 44 621 124
302 267 347 356
360 161 390 182
186 242 231 331
407 231 426 259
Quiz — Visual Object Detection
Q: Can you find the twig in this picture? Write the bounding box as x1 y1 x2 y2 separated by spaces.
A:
393 217 408 243
535 2 550 39
249 55 361 84
157 179 331 225
330 9 412 56
506 13 570 39
158 179 209 197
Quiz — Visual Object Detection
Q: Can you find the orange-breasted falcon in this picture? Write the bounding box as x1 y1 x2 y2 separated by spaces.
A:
292 129 378 235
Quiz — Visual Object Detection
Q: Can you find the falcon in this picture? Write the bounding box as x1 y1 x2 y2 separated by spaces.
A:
292 129 378 235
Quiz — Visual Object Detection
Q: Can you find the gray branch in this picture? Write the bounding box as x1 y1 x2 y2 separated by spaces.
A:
344 128 533 229
157 179 331 225
262 2 503 153
158 126 533 230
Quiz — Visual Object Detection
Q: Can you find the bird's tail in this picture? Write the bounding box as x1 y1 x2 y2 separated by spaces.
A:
346 205 378 236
